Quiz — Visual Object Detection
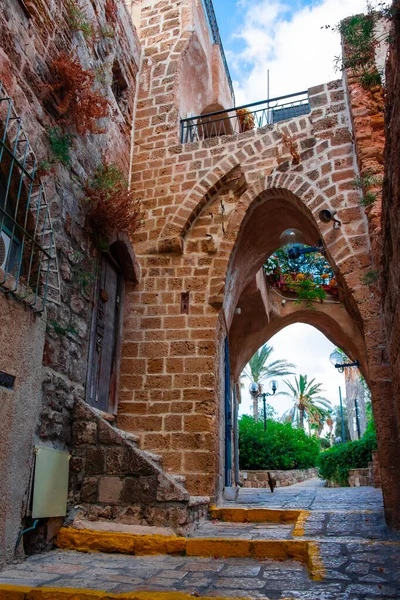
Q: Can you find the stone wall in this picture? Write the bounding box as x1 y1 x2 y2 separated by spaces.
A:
69 400 208 534
0 0 141 561
240 468 318 489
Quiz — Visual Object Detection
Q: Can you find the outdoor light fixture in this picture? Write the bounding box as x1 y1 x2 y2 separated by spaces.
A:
279 228 305 248
319 208 342 230
329 350 359 374
249 382 259 394
279 228 324 260
251 380 279 431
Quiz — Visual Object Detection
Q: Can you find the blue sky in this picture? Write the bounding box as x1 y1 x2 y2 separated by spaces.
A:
211 0 367 104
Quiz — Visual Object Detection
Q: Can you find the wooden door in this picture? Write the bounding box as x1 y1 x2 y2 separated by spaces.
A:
86 254 123 413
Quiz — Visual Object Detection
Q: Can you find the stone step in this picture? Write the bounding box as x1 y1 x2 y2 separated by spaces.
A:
112 427 140 445
171 474 186 484
140 449 163 464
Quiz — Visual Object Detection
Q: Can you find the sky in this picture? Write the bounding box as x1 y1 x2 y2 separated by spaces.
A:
207 0 367 418
212 0 367 104
239 323 345 419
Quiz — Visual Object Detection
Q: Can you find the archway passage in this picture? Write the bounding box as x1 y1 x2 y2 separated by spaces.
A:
219 185 400 528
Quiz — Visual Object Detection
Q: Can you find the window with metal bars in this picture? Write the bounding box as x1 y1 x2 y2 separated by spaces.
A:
0 81 59 312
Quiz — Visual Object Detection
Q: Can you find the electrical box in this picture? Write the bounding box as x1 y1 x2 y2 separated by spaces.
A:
32 446 70 518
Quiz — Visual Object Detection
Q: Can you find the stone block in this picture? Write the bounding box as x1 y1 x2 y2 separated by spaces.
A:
72 421 97 445
98 477 124 504
105 446 130 475
85 446 106 475
80 477 99 503
122 476 158 504
128 449 157 476
97 420 124 445
156 473 189 502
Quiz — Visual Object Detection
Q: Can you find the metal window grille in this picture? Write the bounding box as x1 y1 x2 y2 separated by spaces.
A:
201 0 235 103
0 81 60 312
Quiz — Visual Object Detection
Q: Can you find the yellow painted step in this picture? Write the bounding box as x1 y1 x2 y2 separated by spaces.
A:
55 527 325 580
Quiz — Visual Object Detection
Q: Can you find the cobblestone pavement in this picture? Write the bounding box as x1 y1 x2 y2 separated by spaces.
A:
2 484 400 599
1 544 400 599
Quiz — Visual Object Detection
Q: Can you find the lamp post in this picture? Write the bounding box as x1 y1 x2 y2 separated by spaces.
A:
329 351 360 442
250 380 278 430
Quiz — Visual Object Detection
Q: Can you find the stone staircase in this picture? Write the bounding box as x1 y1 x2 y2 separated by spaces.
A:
68 400 209 535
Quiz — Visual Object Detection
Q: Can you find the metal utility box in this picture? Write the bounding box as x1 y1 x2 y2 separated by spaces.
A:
31 446 70 518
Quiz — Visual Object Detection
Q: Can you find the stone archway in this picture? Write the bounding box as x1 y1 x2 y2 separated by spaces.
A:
213 183 400 527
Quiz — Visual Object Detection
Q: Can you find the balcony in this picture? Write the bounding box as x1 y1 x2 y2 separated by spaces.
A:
180 90 311 144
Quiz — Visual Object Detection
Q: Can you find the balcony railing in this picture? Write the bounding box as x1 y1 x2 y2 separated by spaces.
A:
201 0 235 103
180 90 310 144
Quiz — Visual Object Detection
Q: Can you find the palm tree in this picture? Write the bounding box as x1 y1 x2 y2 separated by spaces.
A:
242 345 296 420
280 374 331 431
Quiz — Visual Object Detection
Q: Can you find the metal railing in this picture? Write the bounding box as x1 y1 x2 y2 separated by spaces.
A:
0 81 60 312
201 0 235 103
180 90 310 144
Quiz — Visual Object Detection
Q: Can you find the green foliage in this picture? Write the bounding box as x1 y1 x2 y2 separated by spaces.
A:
67 0 96 40
239 415 320 470
49 320 78 337
320 437 331 450
318 430 377 484
280 374 331 431
48 127 74 166
362 270 379 286
361 191 377 207
242 344 296 388
101 25 115 38
327 3 391 89
293 278 326 307
265 248 334 280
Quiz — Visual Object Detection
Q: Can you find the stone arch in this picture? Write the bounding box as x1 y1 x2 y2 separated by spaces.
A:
208 175 368 318
229 289 367 381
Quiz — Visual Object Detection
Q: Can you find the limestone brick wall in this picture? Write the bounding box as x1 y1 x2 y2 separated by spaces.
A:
240 468 318 489
119 79 380 500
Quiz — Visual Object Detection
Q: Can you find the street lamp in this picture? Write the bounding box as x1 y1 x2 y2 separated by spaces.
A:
251 380 278 431
329 351 360 443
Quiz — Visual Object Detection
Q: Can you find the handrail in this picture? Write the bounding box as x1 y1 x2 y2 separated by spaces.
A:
180 90 310 143
180 90 309 124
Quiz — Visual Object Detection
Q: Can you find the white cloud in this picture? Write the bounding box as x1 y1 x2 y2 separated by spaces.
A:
229 0 367 104
239 323 345 418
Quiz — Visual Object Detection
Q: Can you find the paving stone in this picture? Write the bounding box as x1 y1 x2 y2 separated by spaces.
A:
215 577 266 590
221 566 261 577
346 562 370 574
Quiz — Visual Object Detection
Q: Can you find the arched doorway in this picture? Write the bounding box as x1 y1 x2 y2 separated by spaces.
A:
216 185 400 528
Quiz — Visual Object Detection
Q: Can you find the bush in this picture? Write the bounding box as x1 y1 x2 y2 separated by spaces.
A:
239 415 320 471
317 430 377 485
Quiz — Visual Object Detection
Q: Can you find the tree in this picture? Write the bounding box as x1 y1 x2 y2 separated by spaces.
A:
279 374 331 432
241 345 296 420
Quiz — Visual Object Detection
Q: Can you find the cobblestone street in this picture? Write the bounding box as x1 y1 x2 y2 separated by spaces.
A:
1 483 400 599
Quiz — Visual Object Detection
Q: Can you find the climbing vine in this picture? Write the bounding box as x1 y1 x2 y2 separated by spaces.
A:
324 1 392 89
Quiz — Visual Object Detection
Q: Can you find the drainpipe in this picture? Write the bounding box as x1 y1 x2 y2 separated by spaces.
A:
128 46 144 191
233 384 243 487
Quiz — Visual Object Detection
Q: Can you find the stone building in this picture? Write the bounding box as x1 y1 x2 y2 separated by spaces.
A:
0 0 400 569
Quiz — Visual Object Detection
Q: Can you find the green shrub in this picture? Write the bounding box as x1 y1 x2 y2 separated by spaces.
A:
239 415 320 470
317 430 377 485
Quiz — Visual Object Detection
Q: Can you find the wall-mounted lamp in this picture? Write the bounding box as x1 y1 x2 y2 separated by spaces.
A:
319 209 342 230
329 350 359 374
279 228 324 260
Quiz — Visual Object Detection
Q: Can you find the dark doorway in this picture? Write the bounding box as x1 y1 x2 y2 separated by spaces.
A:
86 253 123 413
